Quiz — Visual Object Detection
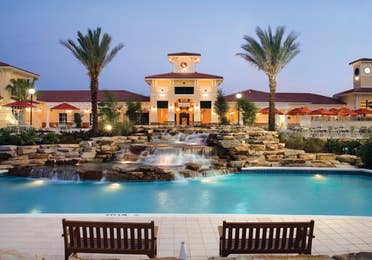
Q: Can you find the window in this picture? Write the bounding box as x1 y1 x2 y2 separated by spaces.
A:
59 113 67 124
157 101 168 108
200 101 212 109
175 87 194 95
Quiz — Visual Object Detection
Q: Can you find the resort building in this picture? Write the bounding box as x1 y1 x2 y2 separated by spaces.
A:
0 54 371 129
0 61 39 128
145 52 223 125
333 58 372 109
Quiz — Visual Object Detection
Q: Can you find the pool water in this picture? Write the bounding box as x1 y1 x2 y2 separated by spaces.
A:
0 171 371 215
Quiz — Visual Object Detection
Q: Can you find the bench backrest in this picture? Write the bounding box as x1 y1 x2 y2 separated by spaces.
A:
62 219 156 252
221 220 315 255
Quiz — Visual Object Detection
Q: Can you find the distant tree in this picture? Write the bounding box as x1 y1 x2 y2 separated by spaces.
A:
98 91 122 125
125 101 142 124
6 78 36 101
73 113 82 128
60 27 124 134
237 26 300 130
214 88 229 125
237 98 257 126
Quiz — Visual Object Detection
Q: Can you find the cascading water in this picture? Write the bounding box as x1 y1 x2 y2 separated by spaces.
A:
29 166 80 181
153 131 208 145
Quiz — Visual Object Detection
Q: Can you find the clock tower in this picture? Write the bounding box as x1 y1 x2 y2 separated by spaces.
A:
350 58 372 88
168 52 201 73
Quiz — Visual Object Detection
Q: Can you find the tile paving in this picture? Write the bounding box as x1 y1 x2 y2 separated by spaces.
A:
0 214 371 260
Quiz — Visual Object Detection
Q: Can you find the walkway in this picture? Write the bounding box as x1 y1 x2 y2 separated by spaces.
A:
0 214 371 259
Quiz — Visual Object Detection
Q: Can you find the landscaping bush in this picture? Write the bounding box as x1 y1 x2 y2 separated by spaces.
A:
279 133 304 150
303 138 326 153
359 136 372 169
113 121 134 136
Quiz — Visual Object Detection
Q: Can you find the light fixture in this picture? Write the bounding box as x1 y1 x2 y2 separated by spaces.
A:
104 124 113 132
354 76 360 81
189 108 193 112
28 88 36 95
235 93 242 99
176 107 180 112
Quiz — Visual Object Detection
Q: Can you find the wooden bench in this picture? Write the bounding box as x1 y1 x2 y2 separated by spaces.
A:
62 219 158 260
219 220 315 257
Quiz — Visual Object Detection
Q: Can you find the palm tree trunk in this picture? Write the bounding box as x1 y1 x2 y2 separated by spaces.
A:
268 77 277 131
90 77 99 134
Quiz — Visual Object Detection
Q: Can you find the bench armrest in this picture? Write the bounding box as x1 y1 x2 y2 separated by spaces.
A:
154 226 159 238
218 226 223 238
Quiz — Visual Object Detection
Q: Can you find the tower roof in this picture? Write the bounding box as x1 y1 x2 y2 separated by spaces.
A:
348 58 372 65
167 52 201 56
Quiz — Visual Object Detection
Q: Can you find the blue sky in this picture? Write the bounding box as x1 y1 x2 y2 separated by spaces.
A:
1 0 371 96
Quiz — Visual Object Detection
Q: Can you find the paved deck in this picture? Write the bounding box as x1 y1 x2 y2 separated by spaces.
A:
0 214 371 259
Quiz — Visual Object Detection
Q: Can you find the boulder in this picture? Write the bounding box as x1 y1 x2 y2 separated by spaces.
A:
78 169 102 180
212 160 228 168
0 152 15 160
229 160 246 169
316 153 336 161
80 151 96 159
250 144 266 151
206 134 218 146
298 153 316 160
28 153 50 160
265 154 283 162
0 145 17 151
336 154 360 165
185 162 202 171
129 144 153 155
218 139 241 149
17 145 39 155
179 169 199 178
281 158 306 166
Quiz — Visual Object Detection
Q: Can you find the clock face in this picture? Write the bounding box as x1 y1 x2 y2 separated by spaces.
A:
364 67 371 74
180 62 188 69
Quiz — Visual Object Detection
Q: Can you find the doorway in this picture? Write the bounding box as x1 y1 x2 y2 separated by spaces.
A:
179 112 190 125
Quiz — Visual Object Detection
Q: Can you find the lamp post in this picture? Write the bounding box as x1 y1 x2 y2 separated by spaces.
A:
28 88 36 127
235 93 242 126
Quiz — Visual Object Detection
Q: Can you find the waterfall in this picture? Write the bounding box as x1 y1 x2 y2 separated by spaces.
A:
29 166 81 181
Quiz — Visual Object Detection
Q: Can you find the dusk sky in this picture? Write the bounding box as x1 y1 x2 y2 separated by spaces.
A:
1 0 372 97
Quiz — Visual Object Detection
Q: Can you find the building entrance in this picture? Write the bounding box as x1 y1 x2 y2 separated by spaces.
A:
179 112 190 125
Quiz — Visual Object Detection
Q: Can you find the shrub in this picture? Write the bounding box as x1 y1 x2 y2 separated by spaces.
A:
359 136 372 169
279 133 304 150
303 138 326 153
325 139 341 154
113 121 134 136
73 113 82 128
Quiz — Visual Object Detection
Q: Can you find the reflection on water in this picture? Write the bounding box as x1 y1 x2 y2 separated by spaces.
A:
106 182 122 191
27 179 45 187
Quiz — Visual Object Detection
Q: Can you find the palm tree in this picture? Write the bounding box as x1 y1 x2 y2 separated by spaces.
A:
237 26 300 131
6 78 36 101
60 28 124 134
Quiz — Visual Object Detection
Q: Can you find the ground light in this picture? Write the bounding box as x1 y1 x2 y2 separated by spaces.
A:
28 180 45 186
106 182 122 191
313 173 326 181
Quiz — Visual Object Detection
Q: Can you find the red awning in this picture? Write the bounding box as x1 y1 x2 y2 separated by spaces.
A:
336 107 357 116
310 109 336 115
259 107 284 115
3 101 35 108
50 103 80 110
354 108 372 115
287 107 312 115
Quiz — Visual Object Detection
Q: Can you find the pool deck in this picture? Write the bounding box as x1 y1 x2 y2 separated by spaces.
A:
0 214 371 259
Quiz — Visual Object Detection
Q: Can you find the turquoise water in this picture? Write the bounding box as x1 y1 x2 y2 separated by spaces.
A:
0 171 371 215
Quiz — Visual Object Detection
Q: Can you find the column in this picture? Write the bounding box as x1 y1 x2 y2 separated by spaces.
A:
46 107 50 128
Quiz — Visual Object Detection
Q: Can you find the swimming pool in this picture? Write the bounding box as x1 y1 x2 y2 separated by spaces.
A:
1 169 371 215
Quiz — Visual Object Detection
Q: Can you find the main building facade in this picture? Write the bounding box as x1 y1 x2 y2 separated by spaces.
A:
0 53 371 129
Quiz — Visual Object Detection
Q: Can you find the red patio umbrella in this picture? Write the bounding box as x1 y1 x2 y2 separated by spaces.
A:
50 103 79 110
259 107 284 115
310 108 337 116
3 101 35 108
287 107 312 115
354 108 372 115
336 107 357 116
